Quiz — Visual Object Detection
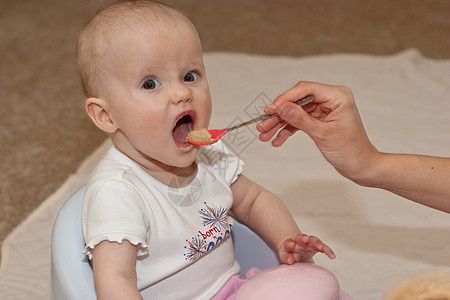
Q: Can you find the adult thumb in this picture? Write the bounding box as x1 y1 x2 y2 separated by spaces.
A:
279 103 314 132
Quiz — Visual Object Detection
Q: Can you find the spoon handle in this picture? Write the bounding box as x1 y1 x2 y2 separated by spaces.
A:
226 94 315 132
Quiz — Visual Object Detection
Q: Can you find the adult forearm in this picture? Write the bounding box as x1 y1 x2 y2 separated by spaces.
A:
355 153 450 213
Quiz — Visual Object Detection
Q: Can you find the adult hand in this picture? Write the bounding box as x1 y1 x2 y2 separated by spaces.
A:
257 81 379 182
258 81 450 213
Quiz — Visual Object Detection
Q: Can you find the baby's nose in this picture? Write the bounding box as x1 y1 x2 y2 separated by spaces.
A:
171 84 192 104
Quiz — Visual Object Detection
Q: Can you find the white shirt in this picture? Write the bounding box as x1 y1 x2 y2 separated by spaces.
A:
82 141 243 299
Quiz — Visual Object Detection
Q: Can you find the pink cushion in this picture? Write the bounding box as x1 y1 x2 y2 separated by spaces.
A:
235 263 340 300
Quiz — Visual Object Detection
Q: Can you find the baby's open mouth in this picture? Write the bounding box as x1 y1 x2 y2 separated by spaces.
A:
172 114 193 146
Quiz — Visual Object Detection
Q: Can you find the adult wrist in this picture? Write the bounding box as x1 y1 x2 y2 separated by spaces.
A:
344 149 385 188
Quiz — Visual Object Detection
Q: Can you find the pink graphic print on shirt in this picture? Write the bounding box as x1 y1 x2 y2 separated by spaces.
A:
184 202 232 262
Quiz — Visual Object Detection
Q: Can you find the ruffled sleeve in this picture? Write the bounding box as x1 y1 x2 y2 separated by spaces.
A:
82 180 149 259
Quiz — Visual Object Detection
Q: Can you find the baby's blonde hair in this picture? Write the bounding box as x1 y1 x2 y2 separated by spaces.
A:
76 0 190 97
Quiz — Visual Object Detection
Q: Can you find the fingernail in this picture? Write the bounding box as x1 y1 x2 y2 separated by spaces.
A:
280 105 294 119
265 103 277 113
256 121 263 131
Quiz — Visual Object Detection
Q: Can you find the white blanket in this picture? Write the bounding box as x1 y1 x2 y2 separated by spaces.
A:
1 50 449 299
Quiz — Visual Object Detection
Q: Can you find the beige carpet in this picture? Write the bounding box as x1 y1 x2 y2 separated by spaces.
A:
1 49 449 300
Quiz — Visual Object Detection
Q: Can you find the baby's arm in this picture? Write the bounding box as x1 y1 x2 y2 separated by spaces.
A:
231 174 335 264
91 240 143 300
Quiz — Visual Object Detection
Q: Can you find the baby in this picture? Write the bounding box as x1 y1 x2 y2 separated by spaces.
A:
77 1 336 299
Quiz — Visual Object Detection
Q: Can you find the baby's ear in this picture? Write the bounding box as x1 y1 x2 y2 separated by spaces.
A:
85 97 117 133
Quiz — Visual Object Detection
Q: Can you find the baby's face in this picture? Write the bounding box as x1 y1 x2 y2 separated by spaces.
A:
101 19 212 173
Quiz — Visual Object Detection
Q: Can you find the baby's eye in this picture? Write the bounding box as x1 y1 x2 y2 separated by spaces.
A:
142 78 161 90
183 71 199 82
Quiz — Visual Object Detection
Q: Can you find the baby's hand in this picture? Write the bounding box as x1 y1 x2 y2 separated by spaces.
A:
279 234 336 265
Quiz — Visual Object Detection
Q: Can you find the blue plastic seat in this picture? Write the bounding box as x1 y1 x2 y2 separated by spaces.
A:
51 185 280 299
